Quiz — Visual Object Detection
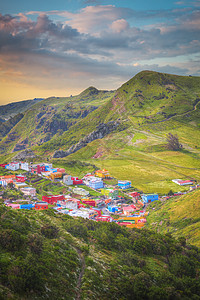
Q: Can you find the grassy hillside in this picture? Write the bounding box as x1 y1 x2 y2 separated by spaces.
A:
0 89 114 154
146 189 200 247
1 204 200 299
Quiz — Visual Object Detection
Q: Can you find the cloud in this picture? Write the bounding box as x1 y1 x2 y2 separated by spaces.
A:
0 4 200 104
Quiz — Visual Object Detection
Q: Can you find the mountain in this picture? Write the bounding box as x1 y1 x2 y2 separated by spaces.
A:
0 204 200 300
146 189 200 247
0 98 44 120
0 89 114 154
0 71 200 194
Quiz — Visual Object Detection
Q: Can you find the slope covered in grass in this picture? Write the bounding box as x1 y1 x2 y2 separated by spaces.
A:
146 189 200 247
0 204 200 299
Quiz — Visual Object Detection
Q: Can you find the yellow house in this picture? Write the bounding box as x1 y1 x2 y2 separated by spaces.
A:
95 169 110 178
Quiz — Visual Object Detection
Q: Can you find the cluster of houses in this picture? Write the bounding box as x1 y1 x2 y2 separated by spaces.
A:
1 161 199 229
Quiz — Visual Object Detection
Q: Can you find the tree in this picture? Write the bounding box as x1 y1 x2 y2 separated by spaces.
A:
166 133 182 151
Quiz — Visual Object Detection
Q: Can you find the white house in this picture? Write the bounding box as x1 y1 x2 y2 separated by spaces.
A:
63 175 73 185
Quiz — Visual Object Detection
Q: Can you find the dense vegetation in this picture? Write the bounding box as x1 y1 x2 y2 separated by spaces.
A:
0 204 200 299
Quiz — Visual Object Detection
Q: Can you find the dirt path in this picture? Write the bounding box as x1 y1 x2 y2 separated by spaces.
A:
75 249 86 300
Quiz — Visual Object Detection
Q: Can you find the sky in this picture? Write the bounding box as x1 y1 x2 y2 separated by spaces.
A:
0 0 200 105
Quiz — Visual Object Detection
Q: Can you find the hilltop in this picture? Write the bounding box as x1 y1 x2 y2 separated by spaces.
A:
0 204 200 300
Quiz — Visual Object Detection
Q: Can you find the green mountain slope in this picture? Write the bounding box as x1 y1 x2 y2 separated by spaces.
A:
1 204 200 300
0 89 114 154
146 189 200 247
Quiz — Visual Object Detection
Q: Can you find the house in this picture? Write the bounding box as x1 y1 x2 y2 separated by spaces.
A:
60 200 78 210
63 175 73 185
5 162 20 171
42 194 65 204
108 205 118 213
95 169 110 178
118 180 131 189
37 165 46 174
82 199 96 207
20 204 35 210
50 172 63 180
141 194 158 204
123 205 136 216
129 192 140 198
172 179 193 186
20 187 36 197
16 174 27 182
15 182 28 189
35 202 48 210
6 203 20 209
0 175 15 187
71 177 83 185
73 187 89 196
89 178 103 189
95 215 113 222
57 168 65 173
20 162 29 171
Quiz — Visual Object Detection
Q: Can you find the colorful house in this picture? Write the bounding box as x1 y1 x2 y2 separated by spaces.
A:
35 202 48 210
108 205 118 213
42 194 65 204
16 174 27 182
95 169 110 178
172 179 193 186
5 162 20 171
71 177 83 185
141 194 158 204
20 204 35 210
50 172 63 180
118 180 131 189
123 205 136 216
82 199 96 207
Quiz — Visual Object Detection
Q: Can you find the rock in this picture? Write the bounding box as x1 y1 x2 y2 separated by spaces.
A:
53 121 119 158
13 149 36 160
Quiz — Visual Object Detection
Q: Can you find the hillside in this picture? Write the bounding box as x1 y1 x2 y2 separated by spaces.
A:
0 89 114 154
146 189 200 247
0 204 200 300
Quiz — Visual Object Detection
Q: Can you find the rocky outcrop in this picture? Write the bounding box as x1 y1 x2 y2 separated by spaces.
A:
13 149 36 160
53 121 119 158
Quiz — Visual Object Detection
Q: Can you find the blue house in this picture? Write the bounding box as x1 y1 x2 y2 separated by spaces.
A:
141 194 158 204
108 205 118 213
20 204 35 210
118 180 131 189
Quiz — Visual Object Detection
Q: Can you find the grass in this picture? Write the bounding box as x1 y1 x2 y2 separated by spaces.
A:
146 189 200 247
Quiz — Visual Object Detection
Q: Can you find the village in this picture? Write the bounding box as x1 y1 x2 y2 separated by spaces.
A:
0 161 199 229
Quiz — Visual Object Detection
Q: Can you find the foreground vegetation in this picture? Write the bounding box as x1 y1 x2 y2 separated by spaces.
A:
0 204 200 299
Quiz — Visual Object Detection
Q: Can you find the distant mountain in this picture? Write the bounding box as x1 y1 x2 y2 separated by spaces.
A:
0 89 114 153
0 98 44 120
